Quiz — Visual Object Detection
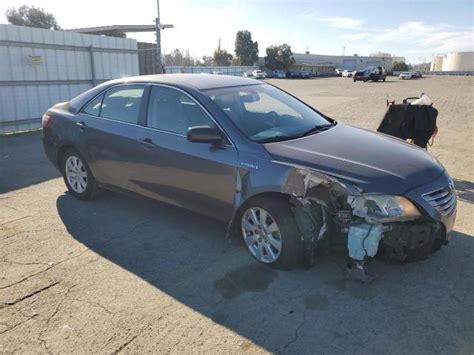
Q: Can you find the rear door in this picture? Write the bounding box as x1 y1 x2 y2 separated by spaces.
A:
129 85 239 221
74 84 147 189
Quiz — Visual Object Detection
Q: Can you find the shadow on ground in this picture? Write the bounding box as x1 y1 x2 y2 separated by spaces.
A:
454 178 474 204
0 131 60 193
56 191 474 354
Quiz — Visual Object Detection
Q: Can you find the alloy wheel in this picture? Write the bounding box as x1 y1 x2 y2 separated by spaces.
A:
65 155 88 193
241 207 282 263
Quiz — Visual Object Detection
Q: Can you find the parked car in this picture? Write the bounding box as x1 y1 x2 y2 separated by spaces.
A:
341 70 354 78
413 71 422 78
286 71 301 78
335 68 343 76
252 70 267 79
243 71 253 78
211 71 224 75
299 71 311 79
399 71 413 80
353 66 386 82
42 74 455 274
272 70 286 78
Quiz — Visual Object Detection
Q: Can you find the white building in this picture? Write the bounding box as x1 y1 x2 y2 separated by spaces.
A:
289 53 393 75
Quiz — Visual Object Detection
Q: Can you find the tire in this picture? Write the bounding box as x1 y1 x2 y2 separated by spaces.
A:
60 148 99 200
237 195 303 270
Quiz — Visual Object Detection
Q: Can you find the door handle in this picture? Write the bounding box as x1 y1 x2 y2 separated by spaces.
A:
76 121 86 130
140 138 155 149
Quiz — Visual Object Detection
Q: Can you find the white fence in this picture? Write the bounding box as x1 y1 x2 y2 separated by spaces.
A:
0 24 139 134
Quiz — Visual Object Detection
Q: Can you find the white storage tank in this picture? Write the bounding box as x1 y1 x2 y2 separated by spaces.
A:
430 55 444 71
441 51 474 71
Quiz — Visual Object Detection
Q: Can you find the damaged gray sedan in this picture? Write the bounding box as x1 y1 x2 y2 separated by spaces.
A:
42 74 456 277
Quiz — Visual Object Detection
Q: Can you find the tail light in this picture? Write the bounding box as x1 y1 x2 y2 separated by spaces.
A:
42 113 52 129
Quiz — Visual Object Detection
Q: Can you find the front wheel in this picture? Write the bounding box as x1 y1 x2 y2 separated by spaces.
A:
239 196 303 269
61 148 99 200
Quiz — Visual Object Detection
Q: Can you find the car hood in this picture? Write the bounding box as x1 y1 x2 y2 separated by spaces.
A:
264 123 444 195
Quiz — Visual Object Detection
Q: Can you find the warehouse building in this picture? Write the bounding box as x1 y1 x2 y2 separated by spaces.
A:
0 24 139 134
289 53 393 76
430 51 474 73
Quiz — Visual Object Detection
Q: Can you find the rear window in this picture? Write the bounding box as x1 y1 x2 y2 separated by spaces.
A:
82 94 103 116
100 86 145 124
81 85 145 124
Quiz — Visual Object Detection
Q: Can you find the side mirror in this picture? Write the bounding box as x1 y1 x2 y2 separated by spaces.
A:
187 125 224 144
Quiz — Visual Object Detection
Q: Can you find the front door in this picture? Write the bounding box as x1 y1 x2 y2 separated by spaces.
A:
129 85 239 221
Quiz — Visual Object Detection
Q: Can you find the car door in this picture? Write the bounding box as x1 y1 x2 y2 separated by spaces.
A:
74 84 147 190
129 85 239 221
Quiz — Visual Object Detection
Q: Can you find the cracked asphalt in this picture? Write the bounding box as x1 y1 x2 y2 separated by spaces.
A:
1 76 473 354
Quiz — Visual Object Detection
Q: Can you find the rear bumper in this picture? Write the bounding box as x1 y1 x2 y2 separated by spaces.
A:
42 132 60 170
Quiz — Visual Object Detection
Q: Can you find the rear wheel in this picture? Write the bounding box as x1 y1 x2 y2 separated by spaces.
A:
239 195 303 269
61 148 99 200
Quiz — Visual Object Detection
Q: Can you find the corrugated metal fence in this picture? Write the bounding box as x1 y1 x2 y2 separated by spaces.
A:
165 66 257 76
0 24 139 134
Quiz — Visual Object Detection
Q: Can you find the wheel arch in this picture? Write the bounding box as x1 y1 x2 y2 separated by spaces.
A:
57 142 77 170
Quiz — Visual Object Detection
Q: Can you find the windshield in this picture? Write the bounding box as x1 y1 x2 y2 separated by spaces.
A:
205 84 332 142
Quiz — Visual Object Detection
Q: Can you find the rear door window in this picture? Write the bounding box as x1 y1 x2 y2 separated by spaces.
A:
146 86 215 135
100 85 145 124
82 94 104 116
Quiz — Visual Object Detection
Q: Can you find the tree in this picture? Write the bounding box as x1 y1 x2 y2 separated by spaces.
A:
213 39 232 66
265 44 295 70
163 49 193 66
234 30 259 65
201 56 214 66
213 49 232 66
6 5 60 30
393 61 409 71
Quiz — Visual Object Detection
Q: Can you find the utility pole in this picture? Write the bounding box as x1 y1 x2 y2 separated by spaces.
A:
155 0 174 73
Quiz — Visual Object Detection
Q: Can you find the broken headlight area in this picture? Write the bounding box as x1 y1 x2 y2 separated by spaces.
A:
347 194 421 223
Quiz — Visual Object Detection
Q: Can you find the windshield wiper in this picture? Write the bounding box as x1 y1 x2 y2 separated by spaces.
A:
256 135 300 143
301 122 336 137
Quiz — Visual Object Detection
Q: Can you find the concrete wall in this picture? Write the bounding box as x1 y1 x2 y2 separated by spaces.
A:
0 24 139 134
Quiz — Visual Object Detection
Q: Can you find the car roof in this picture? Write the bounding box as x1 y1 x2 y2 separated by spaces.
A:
105 73 261 91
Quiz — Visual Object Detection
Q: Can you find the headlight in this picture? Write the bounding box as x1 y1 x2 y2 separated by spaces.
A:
348 195 421 223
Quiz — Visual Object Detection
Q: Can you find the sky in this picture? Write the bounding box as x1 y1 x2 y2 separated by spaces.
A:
1 0 473 63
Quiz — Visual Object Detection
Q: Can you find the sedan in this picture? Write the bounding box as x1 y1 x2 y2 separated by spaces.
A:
252 70 267 79
43 74 455 277
341 70 353 78
399 71 413 79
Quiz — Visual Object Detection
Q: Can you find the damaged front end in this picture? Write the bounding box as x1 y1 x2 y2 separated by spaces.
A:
280 166 450 281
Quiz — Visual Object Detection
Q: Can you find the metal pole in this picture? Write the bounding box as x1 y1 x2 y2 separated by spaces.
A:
155 0 162 73
88 46 97 86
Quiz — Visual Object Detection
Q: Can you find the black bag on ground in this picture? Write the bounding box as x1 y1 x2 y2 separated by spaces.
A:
377 103 437 148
